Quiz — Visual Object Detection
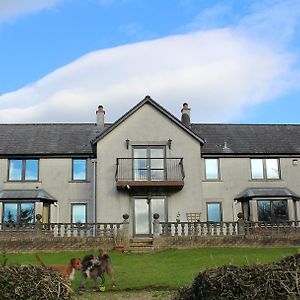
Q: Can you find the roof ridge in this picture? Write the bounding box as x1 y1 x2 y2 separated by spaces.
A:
192 123 300 126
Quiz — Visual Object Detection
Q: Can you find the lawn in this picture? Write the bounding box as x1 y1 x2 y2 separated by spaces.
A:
3 247 298 299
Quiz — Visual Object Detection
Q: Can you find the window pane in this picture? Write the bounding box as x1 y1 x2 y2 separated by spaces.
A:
272 200 288 222
251 159 264 179
150 170 164 180
72 204 86 223
151 158 164 169
3 203 18 223
73 159 87 180
150 148 164 158
266 159 280 179
134 199 149 235
20 203 35 223
9 160 22 181
207 203 221 222
134 148 147 158
25 160 39 181
205 159 219 180
257 201 271 222
134 149 148 180
151 199 165 222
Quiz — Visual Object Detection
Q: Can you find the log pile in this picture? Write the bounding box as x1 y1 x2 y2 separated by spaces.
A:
0 265 73 300
175 253 300 300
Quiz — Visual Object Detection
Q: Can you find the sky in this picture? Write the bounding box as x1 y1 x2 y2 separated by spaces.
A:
0 0 300 124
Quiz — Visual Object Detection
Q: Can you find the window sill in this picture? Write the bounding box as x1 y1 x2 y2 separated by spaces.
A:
69 180 90 184
5 180 41 183
249 179 282 182
202 180 223 182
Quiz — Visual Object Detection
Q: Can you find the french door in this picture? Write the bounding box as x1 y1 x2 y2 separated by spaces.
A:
134 198 166 236
133 146 165 181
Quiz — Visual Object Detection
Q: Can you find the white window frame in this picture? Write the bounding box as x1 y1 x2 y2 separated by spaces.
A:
204 158 220 180
250 158 280 180
72 159 87 181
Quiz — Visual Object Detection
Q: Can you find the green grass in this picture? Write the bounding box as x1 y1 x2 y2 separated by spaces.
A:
3 247 298 292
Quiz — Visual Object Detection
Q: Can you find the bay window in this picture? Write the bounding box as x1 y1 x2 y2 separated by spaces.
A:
257 200 288 222
3 202 35 224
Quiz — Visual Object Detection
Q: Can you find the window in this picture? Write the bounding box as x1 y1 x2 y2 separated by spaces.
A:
207 202 222 222
133 147 165 181
71 203 87 223
257 200 288 222
205 159 220 180
8 159 39 181
3 202 35 224
250 159 280 180
72 159 87 181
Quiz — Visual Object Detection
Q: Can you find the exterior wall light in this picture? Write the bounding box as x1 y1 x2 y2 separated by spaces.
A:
168 139 172 149
125 139 130 149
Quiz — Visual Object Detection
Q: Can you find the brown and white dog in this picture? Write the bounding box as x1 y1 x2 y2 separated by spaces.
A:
35 254 82 281
78 249 115 291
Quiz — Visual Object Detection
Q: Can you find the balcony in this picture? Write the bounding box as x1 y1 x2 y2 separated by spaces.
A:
115 158 185 191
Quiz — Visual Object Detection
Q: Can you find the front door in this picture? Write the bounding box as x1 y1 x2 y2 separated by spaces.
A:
134 198 166 236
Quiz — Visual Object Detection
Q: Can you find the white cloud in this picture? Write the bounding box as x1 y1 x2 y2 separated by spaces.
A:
0 0 64 23
0 0 299 123
0 26 296 123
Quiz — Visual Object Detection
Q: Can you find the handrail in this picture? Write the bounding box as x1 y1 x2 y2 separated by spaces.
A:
158 220 300 237
115 157 185 181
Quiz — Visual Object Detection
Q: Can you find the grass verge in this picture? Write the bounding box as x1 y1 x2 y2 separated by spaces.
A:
3 247 298 298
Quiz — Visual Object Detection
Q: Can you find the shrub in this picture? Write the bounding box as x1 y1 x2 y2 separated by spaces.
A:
175 254 300 300
0 265 73 300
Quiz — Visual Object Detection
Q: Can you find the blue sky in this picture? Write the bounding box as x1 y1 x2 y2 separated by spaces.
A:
0 0 299 123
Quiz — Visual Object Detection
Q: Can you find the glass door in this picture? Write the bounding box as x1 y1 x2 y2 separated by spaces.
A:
134 198 166 236
133 147 165 181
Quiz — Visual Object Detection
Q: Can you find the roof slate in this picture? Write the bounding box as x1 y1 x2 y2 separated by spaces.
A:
234 187 300 201
192 124 300 155
0 123 107 156
1 120 300 156
0 189 57 202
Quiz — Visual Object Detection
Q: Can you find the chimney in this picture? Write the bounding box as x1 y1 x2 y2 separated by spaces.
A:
96 105 105 128
181 102 191 128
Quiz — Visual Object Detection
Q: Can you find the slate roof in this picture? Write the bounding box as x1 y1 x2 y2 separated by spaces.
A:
234 187 300 201
192 124 300 156
1 106 300 157
0 189 57 202
0 123 108 156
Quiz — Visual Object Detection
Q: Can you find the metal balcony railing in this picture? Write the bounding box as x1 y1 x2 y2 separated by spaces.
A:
115 158 185 188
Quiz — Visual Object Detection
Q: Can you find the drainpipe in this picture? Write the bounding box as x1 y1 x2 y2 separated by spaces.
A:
54 202 60 223
91 158 97 236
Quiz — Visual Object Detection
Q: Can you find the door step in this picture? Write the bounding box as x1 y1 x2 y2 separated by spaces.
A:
129 238 154 253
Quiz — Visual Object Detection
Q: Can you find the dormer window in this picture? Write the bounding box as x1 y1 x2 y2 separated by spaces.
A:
8 159 39 181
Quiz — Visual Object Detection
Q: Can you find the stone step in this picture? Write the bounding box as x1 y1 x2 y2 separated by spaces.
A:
129 238 154 253
129 246 154 253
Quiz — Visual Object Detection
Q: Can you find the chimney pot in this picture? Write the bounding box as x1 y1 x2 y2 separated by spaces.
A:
96 104 105 128
181 102 191 128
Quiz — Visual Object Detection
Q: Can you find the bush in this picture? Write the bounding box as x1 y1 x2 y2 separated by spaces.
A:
0 265 73 300
175 254 300 300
